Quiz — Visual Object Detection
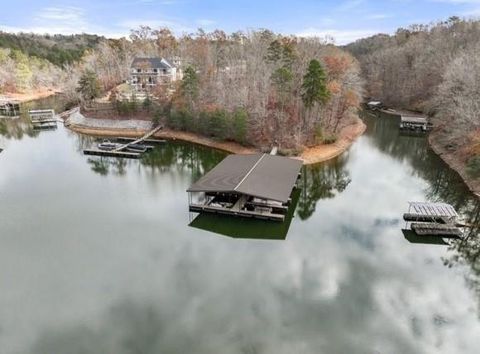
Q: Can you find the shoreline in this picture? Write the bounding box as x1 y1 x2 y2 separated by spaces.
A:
379 107 480 198
300 117 366 164
66 112 366 165
1 89 59 103
429 132 480 198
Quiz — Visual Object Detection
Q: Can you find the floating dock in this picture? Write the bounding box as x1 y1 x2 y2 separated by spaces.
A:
29 109 58 130
411 222 463 238
83 149 141 159
83 126 163 159
403 201 463 240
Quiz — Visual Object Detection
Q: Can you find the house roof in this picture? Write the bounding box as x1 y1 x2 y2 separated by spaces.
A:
187 153 303 203
131 57 174 69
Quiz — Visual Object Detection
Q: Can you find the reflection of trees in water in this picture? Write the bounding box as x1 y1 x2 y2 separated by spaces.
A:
87 157 129 176
444 202 480 313
0 118 39 140
86 142 226 181
297 154 351 220
140 142 226 182
364 111 480 313
0 95 69 141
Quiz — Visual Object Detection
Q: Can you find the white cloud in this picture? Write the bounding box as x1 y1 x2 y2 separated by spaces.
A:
296 28 380 45
0 6 124 37
366 13 392 20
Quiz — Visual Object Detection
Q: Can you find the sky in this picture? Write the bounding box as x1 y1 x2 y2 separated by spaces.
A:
1 0 480 44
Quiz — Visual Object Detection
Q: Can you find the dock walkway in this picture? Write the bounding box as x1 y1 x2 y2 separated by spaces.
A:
113 125 163 152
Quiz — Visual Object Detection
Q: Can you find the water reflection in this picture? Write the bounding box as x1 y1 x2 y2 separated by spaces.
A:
364 111 480 310
87 157 130 176
297 155 351 220
189 189 301 240
0 95 69 141
2 105 480 353
140 142 225 180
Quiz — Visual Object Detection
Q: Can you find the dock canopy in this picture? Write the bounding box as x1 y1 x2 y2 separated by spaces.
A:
408 202 458 217
401 116 428 124
187 153 302 203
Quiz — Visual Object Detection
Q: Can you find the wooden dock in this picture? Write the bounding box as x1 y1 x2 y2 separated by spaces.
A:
116 137 166 144
84 149 141 159
113 126 163 152
189 203 285 222
29 109 58 130
83 126 163 159
411 222 463 238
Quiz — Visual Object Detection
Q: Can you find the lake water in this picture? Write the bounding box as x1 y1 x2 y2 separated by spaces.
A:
0 100 479 354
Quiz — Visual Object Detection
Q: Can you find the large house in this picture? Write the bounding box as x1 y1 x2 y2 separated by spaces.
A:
129 57 179 90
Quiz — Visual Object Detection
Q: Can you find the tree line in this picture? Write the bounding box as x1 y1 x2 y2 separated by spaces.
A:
346 17 480 176
1 27 362 149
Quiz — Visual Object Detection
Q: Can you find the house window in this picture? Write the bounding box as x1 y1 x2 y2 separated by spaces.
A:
153 68 158 73
163 69 167 74
137 68 141 73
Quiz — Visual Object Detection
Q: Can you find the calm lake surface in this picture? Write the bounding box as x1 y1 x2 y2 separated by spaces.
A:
1 99 479 354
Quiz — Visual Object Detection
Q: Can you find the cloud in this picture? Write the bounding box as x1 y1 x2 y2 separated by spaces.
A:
366 13 392 20
296 28 380 45
0 6 124 37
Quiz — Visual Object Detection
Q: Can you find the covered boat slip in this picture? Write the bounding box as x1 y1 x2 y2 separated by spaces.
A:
28 109 58 130
187 153 303 222
399 115 432 132
0 101 20 118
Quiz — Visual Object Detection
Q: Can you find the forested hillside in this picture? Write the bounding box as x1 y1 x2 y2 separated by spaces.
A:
0 32 103 66
1 28 362 149
120 28 362 148
346 17 480 182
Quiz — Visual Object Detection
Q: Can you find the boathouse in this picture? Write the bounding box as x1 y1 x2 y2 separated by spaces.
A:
0 100 20 117
28 109 57 130
187 153 303 222
399 115 431 132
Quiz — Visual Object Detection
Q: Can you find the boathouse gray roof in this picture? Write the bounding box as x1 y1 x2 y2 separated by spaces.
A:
401 115 428 124
187 153 303 203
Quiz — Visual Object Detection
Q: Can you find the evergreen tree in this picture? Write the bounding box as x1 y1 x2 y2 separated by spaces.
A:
181 66 198 105
76 70 101 101
266 40 283 63
301 59 330 109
